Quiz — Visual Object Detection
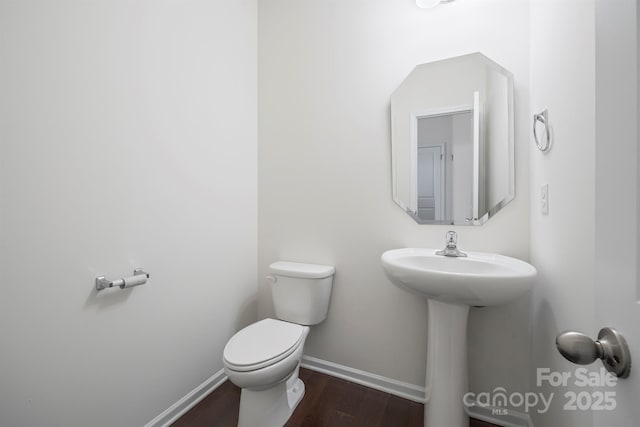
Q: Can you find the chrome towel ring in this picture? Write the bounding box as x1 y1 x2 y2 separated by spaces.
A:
533 109 550 152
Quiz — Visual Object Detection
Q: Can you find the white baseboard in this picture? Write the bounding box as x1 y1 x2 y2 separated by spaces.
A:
300 355 426 403
144 357 532 427
464 398 533 427
145 355 425 427
144 369 228 427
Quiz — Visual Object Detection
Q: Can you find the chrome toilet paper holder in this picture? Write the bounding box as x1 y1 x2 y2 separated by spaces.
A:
96 268 150 291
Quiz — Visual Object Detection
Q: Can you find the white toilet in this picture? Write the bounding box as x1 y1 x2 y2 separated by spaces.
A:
223 261 335 427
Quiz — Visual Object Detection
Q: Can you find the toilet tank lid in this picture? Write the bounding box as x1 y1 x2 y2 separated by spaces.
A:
270 261 335 279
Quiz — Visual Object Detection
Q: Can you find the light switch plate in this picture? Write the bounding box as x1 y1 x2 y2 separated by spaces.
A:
541 184 549 215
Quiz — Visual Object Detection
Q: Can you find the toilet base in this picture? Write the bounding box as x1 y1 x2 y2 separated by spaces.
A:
237 366 305 427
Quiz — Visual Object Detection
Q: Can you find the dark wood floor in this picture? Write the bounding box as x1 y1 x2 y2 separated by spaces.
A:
171 368 498 427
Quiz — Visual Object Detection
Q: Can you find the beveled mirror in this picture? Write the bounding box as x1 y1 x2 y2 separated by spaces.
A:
390 53 514 225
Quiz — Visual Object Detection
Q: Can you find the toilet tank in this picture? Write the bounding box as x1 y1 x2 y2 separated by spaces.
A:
269 261 335 325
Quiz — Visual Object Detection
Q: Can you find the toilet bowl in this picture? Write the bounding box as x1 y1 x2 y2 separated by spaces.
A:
222 261 335 427
224 319 310 427
224 318 309 390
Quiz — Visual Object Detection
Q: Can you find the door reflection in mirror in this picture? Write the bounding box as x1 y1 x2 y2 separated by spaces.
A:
415 110 473 223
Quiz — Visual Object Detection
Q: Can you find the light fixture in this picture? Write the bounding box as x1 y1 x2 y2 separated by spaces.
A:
416 0 455 8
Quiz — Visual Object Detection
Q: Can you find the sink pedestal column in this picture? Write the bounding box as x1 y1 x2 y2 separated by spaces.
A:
425 299 470 427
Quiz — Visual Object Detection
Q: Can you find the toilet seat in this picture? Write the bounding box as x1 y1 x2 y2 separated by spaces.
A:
224 319 304 372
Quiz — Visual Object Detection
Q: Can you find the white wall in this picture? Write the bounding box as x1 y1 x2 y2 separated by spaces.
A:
417 115 451 150
0 1 257 426
529 1 597 425
258 0 531 398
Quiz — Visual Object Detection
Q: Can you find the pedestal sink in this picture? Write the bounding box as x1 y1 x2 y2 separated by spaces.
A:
381 248 537 427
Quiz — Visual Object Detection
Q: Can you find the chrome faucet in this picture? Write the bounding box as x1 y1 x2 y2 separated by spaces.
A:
435 231 467 257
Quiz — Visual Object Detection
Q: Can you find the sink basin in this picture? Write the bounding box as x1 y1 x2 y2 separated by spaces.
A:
381 248 537 306
381 247 537 427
